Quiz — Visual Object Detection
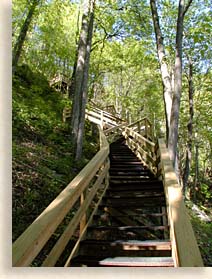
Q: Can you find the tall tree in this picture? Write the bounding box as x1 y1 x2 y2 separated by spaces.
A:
12 0 40 75
71 0 95 160
168 0 193 168
150 0 193 170
183 56 194 192
150 0 173 142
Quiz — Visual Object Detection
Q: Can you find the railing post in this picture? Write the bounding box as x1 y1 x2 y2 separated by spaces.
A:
80 193 86 236
100 111 104 129
62 108 66 123
145 118 148 138
137 121 140 133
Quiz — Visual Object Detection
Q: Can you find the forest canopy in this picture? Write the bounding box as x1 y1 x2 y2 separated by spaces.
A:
12 0 212 188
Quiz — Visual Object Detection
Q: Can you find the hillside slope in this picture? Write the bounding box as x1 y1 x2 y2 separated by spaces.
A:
12 65 98 241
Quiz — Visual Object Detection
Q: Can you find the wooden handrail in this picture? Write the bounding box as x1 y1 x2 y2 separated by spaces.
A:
90 106 125 123
157 139 204 267
122 126 156 175
12 126 110 267
127 117 153 140
104 123 127 136
63 107 125 128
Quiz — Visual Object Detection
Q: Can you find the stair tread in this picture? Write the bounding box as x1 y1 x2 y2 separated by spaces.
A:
99 203 165 208
101 198 165 207
110 162 144 165
105 193 164 198
104 193 165 198
81 239 171 248
108 186 163 190
109 170 150 173
103 197 165 204
71 255 174 267
94 212 167 218
88 225 168 230
99 256 174 267
110 179 162 184
109 168 147 171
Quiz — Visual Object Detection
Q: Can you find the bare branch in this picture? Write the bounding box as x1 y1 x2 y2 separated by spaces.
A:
183 0 193 17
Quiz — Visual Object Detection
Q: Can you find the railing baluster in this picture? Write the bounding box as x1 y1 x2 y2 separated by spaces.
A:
80 192 86 236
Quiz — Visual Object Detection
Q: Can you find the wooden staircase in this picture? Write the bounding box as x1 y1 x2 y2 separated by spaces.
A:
12 106 204 267
70 137 174 267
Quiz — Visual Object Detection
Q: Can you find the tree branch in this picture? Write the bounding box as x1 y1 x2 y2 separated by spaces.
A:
183 0 193 17
91 19 124 52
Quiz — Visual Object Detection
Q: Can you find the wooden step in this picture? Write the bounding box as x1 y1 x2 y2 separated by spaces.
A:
101 197 165 208
110 175 151 180
110 150 132 153
110 146 130 150
80 239 171 249
93 212 167 220
110 166 147 171
109 179 163 184
110 162 144 166
109 180 163 187
109 171 151 176
104 193 165 199
99 204 165 209
70 256 174 267
103 195 165 202
110 159 142 163
88 225 169 231
110 155 139 159
107 189 163 194
78 240 172 258
99 256 174 267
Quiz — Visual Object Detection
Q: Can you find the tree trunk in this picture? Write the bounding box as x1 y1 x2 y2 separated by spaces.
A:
150 0 193 172
76 0 95 160
71 1 90 152
12 0 39 75
150 0 173 143
71 0 95 160
183 57 194 193
194 142 199 201
168 0 185 169
168 0 193 170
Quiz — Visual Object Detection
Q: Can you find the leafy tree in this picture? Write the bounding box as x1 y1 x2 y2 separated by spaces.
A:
12 0 40 74
150 0 193 172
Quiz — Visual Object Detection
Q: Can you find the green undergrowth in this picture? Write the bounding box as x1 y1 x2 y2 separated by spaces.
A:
186 201 212 266
12 65 99 241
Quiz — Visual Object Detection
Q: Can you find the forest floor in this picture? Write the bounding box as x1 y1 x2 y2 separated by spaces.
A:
12 65 212 266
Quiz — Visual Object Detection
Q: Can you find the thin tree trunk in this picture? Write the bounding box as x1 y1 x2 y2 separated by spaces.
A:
168 0 193 170
150 0 173 143
71 0 95 160
71 1 90 152
183 57 194 193
168 0 184 168
69 4 81 99
76 0 95 160
12 0 39 75
194 142 199 201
